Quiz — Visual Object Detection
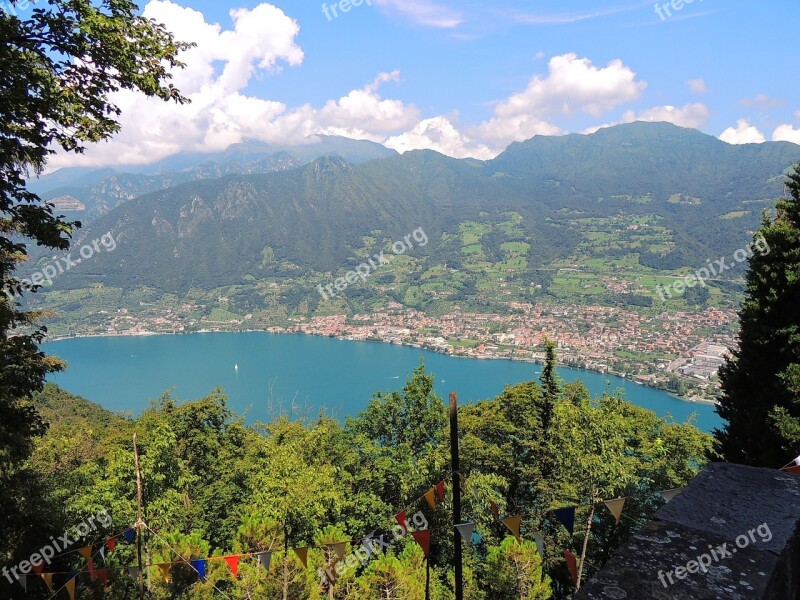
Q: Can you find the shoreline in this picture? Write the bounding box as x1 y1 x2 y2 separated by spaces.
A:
43 328 718 407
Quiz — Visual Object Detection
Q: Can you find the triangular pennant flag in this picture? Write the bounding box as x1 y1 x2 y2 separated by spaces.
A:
40 573 53 592
501 516 523 541
31 561 44 575
224 555 239 578
533 532 545 557
411 530 431 557
107 537 117 553
257 551 272 571
331 543 347 560
490 500 499 522
459 473 467 489
782 465 800 475
395 510 407 532
157 562 171 583
424 488 436 509
96 569 109 588
99 545 106 563
436 480 446 501
65 576 77 600
563 551 579 586
603 498 626 525
190 559 206 582
293 547 309 568
659 488 683 503
18 574 27 592
455 523 475 542
78 546 93 561
127 566 140 582
123 528 136 544
470 531 483 545
554 507 576 536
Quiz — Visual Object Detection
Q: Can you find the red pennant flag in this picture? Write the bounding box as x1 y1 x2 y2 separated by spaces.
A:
107 538 117 553
224 555 239 578
87 558 95 580
31 562 44 575
490 500 499 521
395 510 408 532
564 551 579 586
411 530 431 557
96 569 109 587
436 480 446 501
782 465 800 475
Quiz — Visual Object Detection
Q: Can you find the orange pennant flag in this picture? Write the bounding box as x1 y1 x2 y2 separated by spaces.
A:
411 530 431 557
501 516 523 541
563 551 579 586
424 488 436 509
40 573 53 592
224 555 239 578
78 546 93 561
331 543 347 560
490 500 499 521
293 547 309 568
436 480 446 501
603 498 626 524
157 563 171 583
65 577 76 600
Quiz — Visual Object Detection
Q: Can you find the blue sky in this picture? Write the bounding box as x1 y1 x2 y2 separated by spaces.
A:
51 0 800 169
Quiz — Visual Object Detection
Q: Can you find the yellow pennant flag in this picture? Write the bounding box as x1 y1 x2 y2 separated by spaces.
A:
66 577 76 600
331 543 347 560
501 516 523 541
603 498 626 524
293 547 309 568
424 488 436 509
40 573 53 592
158 563 172 583
78 546 93 561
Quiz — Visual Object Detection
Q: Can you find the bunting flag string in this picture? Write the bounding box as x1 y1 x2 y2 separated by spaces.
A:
455 523 475 542
436 480 446 502
553 507 576 536
489 500 500 522
394 510 408 532
257 551 272 571
331 543 347 560
423 488 436 509
293 547 309 568
190 559 206 583
411 530 431 557
224 555 239 578
40 573 53 592
157 563 171 583
65 576 76 600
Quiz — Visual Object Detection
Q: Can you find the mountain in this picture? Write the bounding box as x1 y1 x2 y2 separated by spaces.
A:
28 122 800 310
30 136 398 220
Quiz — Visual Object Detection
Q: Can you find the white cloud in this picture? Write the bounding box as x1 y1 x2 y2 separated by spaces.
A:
621 103 710 128
493 53 646 120
719 119 766 144
687 78 707 93
385 115 494 159
740 94 783 108
773 124 800 145
372 0 463 28
47 2 422 169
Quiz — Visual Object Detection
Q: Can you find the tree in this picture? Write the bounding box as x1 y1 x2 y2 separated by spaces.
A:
484 537 551 600
715 165 800 467
0 0 189 566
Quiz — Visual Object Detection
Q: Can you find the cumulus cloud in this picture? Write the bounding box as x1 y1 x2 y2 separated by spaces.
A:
687 78 707 93
773 124 800 145
740 94 783 108
385 116 495 159
621 103 710 128
719 119 766 144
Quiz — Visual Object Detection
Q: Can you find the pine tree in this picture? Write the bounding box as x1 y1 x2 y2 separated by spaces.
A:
714 165 800 467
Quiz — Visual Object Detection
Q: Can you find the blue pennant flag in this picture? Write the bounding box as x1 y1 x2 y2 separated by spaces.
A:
123 528 136 544
190 559 206 582
554 507 576 536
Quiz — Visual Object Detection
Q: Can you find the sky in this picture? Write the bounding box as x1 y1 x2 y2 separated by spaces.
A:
47 0 800 170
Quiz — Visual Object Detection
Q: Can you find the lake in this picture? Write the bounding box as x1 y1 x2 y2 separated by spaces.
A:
43 332 723 432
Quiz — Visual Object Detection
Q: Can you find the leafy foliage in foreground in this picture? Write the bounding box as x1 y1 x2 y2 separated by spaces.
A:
4 356 712 599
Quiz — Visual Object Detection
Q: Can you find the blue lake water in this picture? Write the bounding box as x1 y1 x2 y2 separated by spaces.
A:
43 332 723 432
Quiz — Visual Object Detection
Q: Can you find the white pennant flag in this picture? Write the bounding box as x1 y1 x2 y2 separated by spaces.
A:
257 551 272 571
533 532 545 557
455 523 475 542
660 488 683 503
128 566 140 582
19 575 27 592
